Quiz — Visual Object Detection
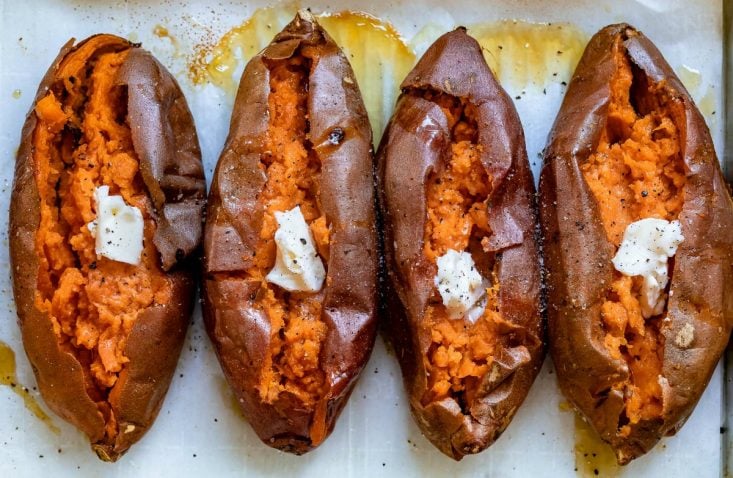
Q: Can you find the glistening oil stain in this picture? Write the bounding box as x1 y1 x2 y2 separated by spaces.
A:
469 20 587 91
0 341 60 434
574 414 619 477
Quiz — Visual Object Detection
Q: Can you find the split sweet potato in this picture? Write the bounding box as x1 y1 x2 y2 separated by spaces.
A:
539 24 733 464
202 12 377 454
9 34 205 461
377 28 544 460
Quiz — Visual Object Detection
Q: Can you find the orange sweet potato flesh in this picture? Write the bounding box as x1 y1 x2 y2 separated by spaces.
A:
421 97 501 406
10 34 205 461
540 24 733 464
377 28 543 460
203 12 377 454
252 56 329 407
581 37 686 430
34 49 170 392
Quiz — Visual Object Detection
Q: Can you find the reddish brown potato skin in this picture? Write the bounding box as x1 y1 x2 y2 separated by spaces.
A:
202 13 377 454
376 28 544 460
9 35 206 461
539 24 733 464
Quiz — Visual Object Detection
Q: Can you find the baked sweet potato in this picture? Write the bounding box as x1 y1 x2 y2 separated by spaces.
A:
539 23 733 464
9 34 206 461
202 12 377 454
376 28 544 460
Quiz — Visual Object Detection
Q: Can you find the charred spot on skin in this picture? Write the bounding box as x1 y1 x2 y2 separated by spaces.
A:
328 127 345 145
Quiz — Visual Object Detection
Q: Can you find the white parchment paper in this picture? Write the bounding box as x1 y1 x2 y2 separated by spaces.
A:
0 1 725 476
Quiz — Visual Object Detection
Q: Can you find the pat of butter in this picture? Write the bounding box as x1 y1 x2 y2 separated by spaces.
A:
266 206 325 293
612 218 684 318
434 249 487 323
87 186 144 266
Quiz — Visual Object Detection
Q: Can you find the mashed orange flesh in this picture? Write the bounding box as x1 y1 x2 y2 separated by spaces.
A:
421 95 501 406
580 39 685 431
33 38 171 429
250 51 330 408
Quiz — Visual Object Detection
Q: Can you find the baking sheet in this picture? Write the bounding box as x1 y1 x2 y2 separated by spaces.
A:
726 0 733 184
0 0 726 476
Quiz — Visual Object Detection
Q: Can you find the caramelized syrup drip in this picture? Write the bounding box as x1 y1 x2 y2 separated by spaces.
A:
0 341 60 434
188 6 415 143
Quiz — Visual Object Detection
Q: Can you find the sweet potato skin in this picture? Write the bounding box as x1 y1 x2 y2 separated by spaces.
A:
376 28 544 460
539 24 733 464
202 12 378 454
9 34 206 462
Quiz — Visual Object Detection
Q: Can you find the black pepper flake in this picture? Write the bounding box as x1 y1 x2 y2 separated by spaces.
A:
89 261 97 270
300 238 307 245
641 190 648 197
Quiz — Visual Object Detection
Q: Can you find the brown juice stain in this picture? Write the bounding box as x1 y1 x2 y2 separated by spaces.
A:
574 415 619 477
0 341 60 434
188 12 588 139
469 20 587 90
154 24 187 62
188 6 294 93
559 400 618 477
188 5 415 142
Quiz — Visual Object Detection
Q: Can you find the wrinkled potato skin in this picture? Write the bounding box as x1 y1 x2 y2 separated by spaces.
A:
202 13 378 454
539 24 733 464
9 34 206 462
376 28 544 460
